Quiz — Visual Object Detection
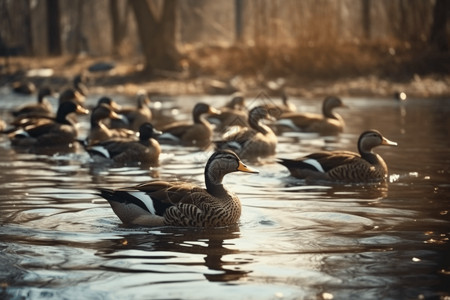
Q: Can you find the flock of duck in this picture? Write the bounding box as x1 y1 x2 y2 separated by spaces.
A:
1 78 398 228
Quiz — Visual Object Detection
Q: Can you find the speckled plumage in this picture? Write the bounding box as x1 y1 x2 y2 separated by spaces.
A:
278 130 397 183
277 96 346 135
87 123 161 165
158 102 220 148
215 106 277 160
99 150 258 227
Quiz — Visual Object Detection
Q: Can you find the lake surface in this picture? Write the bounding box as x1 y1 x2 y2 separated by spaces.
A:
0 88 449 300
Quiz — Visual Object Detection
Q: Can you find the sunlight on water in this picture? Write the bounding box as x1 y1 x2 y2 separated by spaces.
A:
0 94 449 299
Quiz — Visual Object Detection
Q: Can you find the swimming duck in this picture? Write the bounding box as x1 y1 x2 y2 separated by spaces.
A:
261 90 296 119
96 96 123 112
276 96 346 135
209 94 249 131
58 88 85 106
215 106 277 160
87 103 137 146
277 130 397 183
11 87 54 118
11 81 36 95
110 92 152 131
158 102 220 148
9 100 89 148
87 123 161 165
73 73 88 97
98 150 258 227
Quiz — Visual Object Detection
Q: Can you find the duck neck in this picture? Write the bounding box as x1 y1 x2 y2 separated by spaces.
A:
194 112 209 127
361 151 379 164
38 92 46 104
56 112 72 125
249 116 269 135
91 118 109 132
323 105 339 119
205 170 229 198
358 143 380 165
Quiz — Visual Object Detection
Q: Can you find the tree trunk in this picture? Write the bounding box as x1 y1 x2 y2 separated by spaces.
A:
235 0 243 42
361 0 371 40
429 0 449 51
129 0 180 75
47 0 62 55
109 0 127 55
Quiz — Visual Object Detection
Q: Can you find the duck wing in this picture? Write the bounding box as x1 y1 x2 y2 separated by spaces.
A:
160 122 192 138
304 151 359 172
278 112 322 129
279 151 359 173
133 180 204 205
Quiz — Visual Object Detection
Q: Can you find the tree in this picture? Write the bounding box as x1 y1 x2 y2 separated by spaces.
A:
362 0 371 40
47 0 62 55
109 0 128 55
429 0 449 51
129 0 180 74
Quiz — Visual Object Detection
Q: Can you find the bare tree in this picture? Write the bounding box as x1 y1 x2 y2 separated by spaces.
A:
47 0 62 55
429 0 449 51
109 0 128 55
362 0 371 40
129 0 180 74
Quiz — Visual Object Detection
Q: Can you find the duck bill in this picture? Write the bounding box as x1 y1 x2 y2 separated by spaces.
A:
382 137 398 147
74 90 86 103
237 161 259 174
152 129 163 139
76 105 90 115
111 101 122 111
110 111 125 120
208 106 221 116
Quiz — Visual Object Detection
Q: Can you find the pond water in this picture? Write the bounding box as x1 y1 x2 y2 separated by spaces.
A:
0 89 449 300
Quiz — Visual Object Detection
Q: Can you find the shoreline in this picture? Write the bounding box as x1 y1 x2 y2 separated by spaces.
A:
1 56 449 99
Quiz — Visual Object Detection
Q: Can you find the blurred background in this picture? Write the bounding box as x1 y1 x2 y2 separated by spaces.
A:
0 0 449 96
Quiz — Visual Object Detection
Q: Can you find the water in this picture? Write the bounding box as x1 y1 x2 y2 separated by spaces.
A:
0 90 449 300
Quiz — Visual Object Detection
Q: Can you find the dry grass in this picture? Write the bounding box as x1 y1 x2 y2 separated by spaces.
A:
185 40 449 80
1 41 449 98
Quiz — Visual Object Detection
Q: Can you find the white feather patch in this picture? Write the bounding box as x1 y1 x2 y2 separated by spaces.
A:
225 141 242 151
158 132 180 142
119 114 129 124
14 129 30 138
89 146 110 158
276 119 300 130
302 158 325 173
128 191 156 214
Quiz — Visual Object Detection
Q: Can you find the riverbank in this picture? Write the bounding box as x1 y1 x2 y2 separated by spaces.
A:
1 54 449 99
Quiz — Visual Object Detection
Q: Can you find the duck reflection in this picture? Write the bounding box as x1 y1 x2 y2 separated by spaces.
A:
280 180 389 200
96 225 251 282
324 182 389 200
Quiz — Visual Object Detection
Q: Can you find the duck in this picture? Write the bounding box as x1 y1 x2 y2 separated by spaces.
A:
215 106 277 160
96 96 123 112
11 87 54 118
208 94 249 131
158 102 220 148
276 96 346 135
277 129 398 183
58 88 85 106
261 90 296 119
98 150 259 227
87 123 161 165
110 92 152 131
73 73 88 97
11 81 36 95
86 103 137 146
9 100 89 148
